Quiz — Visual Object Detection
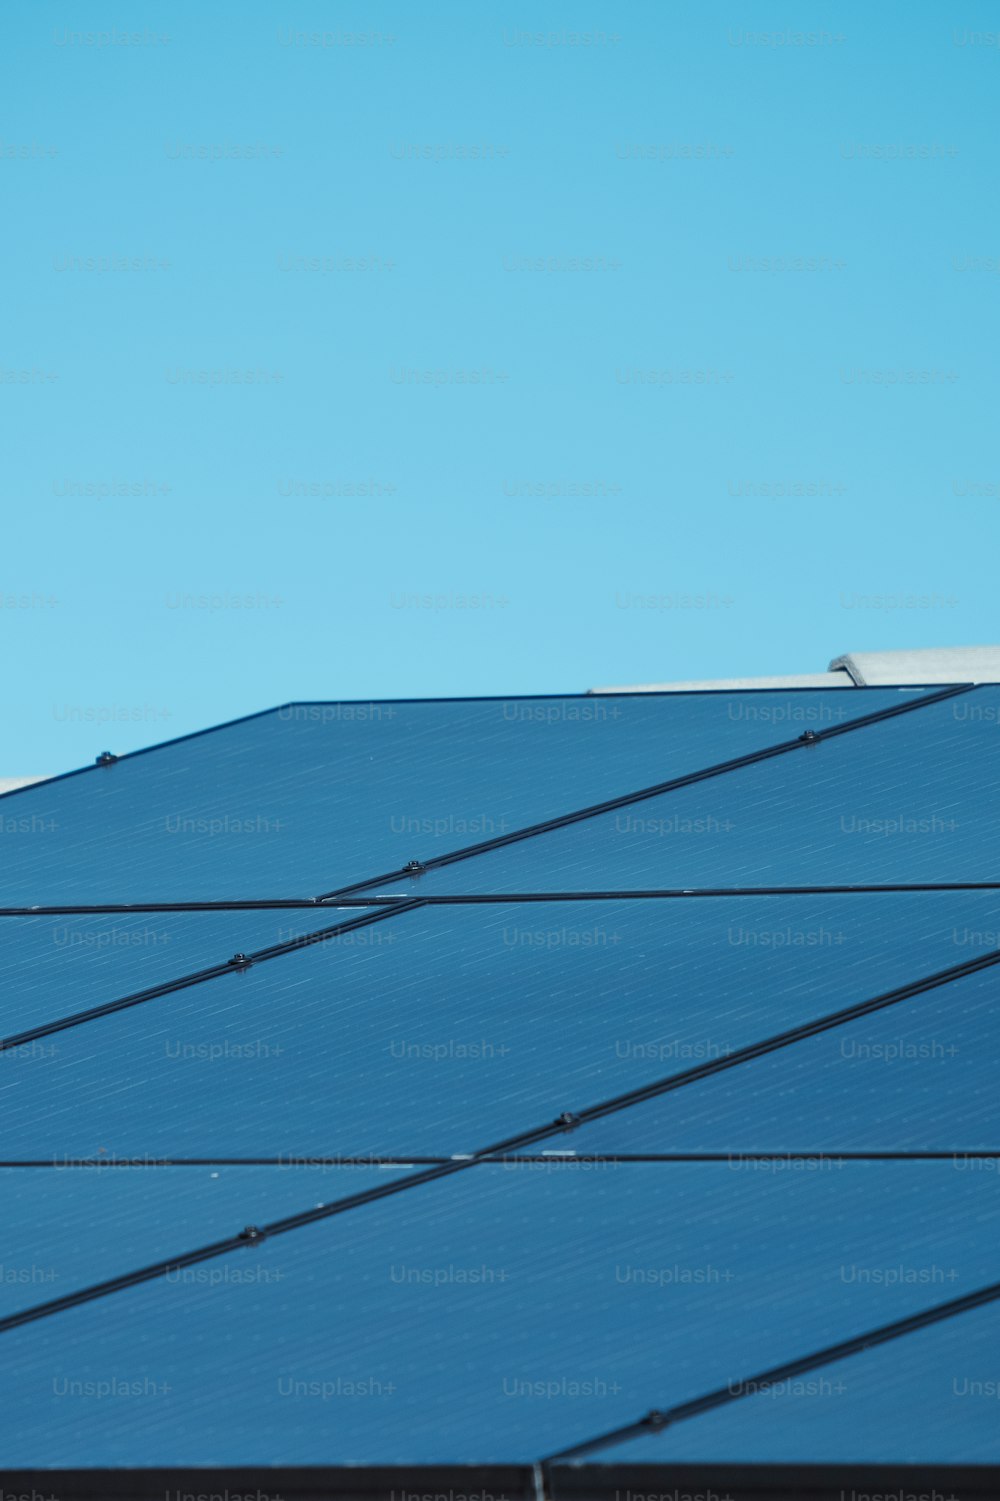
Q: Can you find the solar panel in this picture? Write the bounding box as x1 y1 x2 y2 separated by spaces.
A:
3 683 998 1491
3 892 997 1159
580 1295 1000 1463
520 959 1000 1154
0 1162 996 1466
0 907 348 1035
0 688 932 904
380 685 1000 895
0 1163 408 1321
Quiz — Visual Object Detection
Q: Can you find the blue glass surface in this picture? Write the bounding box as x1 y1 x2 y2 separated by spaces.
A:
588 1295 1000 1463
392 686 1000 894
2 894 997 1157
0 1164 408 1320
0 1162 995 1465
530 962 1000 1154
5 686 995 1473
0 908 353 1035
0 689 924 903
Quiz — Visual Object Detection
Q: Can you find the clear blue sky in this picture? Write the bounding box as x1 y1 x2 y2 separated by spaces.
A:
3 0 998 774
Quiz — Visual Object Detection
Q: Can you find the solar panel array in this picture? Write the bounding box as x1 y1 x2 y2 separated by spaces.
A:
2 685 999 1491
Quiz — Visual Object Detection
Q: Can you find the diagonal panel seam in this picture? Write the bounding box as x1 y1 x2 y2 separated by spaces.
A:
0 900 426 1052
3 887 997 1071
0 683 978 913
540 1278 1000 1463
317 683 977 900
553 946 1000 1129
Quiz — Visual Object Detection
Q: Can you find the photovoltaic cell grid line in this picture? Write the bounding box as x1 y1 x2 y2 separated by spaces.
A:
8 880 1000 915
5 1153 1000 1165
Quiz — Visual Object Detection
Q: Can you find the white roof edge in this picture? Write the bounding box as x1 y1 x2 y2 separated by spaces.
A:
0 776 45 794
590 645 1000 694
589 671 854 694
829 646 1000 686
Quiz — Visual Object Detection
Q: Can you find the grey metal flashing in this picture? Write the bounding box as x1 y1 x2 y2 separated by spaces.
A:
591 645 1000 695
830 646 1000 685
830 654 867 685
